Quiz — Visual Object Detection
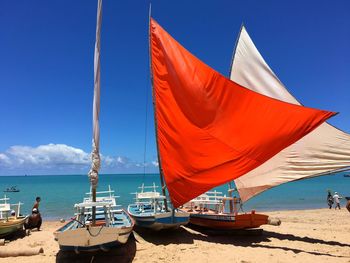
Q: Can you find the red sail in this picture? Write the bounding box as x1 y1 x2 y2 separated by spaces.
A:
150 18 335 208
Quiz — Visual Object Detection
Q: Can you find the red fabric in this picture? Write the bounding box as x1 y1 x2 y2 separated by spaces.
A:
150 18 335 208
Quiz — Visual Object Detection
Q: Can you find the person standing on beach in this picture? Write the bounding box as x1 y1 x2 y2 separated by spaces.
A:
327 191 334 209
333 192 342 209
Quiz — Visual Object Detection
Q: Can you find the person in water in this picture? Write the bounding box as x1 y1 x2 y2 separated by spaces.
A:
24 208 42 231
327 190 334 209
333 192 342 210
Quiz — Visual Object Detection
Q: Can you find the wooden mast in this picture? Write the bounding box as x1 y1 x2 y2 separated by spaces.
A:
148 4 168 211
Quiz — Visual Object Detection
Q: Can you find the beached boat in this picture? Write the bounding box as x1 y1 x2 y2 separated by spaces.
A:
148 18 334 232
54 0 133 252
127 8 190 231
128 183 189 230
54 186 133 251
4 186 20 192
0 195 27 237
180 188 280 230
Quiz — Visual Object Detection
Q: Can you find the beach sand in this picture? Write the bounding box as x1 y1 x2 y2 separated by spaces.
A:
0 208 349 263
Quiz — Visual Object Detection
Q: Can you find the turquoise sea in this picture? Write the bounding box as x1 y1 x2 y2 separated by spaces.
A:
0 172 349 220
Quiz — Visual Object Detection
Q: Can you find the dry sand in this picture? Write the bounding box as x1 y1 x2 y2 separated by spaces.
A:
0 208 349 263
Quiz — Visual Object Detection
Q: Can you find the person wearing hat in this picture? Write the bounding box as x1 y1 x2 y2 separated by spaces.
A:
24 207 42 231
333 192 342 210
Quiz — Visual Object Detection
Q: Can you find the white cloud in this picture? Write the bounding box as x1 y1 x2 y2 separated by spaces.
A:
0 153 11 166
6 144 90 167
0 144 159 175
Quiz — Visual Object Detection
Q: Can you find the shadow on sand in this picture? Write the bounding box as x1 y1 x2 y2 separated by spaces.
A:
132 225 198 246
263 230 350 248
135 225 350 259
55 233 136 263
2 228 28 242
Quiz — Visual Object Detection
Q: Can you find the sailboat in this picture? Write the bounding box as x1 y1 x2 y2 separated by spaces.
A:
0 195 27 238
148 18 335 231
54 0 134 252
127 10 190 230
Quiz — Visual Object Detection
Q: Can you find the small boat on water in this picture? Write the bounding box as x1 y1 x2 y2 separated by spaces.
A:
54 186 134 252
128 184 189 231
344 174 350 177
0 195 27 238
4 186 20 192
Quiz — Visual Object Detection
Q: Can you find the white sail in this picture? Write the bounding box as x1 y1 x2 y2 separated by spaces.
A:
88 0 102 189
230 26 350 202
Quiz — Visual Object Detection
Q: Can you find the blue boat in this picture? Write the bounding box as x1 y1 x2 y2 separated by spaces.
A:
128 184 189 231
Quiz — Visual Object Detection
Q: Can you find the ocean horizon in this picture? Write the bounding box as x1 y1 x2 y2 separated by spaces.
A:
0 172 349 220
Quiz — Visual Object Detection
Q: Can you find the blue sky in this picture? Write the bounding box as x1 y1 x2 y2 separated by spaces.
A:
0 0 349 175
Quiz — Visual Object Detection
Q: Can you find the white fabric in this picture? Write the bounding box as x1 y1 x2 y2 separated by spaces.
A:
88 0 102 189
230 26 350 202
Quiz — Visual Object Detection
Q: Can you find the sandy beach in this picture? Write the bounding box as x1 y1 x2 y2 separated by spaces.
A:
0 208 349 263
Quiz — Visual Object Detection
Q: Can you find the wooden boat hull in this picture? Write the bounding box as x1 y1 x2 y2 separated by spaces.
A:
128 206 189 231
54 224 133 252
183 210 269 230
54 210 134 252
0 217 26 237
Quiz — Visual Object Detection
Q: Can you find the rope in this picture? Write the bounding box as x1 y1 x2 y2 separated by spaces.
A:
87 225 104 237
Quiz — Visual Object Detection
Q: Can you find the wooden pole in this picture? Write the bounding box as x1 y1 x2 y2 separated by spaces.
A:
92 188 96 226
148 3 168 212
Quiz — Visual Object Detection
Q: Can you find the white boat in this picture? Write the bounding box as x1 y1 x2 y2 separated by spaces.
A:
128 184 189 231
54 186 134 252
0 195 27 238
54 0 133 252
